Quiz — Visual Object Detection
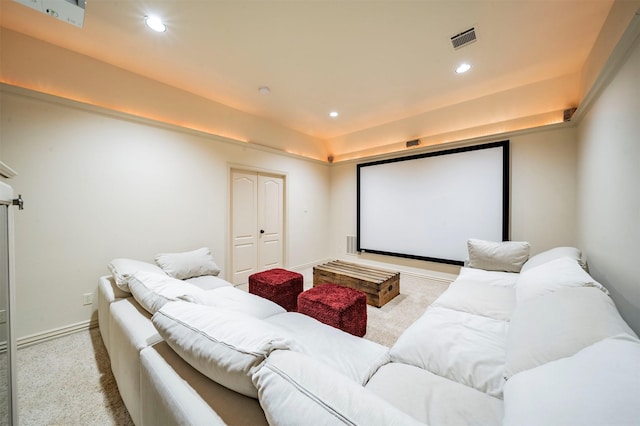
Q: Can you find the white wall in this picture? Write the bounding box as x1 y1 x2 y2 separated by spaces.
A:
0 88 331 339
329 125 578 279
510 126 578 247
576 27 640 334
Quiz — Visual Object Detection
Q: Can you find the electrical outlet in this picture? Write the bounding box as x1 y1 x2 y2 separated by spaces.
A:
83 293 93 306
0 310 6 324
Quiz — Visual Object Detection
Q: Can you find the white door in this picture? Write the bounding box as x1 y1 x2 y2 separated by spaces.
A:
231 171 284 285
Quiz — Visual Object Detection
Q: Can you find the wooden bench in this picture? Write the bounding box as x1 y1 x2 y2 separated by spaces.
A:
312 260 400 307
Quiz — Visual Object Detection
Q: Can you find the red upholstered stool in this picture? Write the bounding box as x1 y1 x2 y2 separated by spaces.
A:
248 268 303 312
297 284 367 337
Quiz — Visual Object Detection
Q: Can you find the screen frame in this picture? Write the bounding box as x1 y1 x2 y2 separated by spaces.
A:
356 140 510 266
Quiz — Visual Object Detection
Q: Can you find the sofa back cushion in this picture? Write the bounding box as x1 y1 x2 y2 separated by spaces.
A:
152 301 296 398
467 239 530 273
503 334 640 426
128 271 206 315
391 306 509 398
519 246 582 273
264 312 389 386
252 350 423 426
432 280 516 321
516 256 608 303
108 258 166 292
505 287 636 379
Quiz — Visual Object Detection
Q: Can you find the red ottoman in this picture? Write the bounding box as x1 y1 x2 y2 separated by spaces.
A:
297 284 367 337
248 268 303 312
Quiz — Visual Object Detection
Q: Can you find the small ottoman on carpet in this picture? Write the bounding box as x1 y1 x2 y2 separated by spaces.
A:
249 268 303 312
297 284 367 337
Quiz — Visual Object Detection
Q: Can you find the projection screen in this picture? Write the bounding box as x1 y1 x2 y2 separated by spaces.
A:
357 141 509 265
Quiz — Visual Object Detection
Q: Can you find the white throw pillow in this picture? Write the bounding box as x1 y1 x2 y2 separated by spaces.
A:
503 334 640 426
520 246 582 273
516 256 608 303
252 350 424 426
128 270 206 315
154 247 221 280
467 239 530 273
107 258 166 292
505 286 636 379
153 301 296 398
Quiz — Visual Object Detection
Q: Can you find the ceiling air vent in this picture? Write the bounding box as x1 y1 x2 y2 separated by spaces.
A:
450 27 477 50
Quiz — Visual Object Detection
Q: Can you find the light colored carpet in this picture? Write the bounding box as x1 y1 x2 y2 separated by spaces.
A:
363 273 449 347
17 329 133 426
17 271 449 425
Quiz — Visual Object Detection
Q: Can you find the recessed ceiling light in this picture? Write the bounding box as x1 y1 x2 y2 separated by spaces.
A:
329 111 339 118
145 16 166 32
456 63 472 74
258 86 271 95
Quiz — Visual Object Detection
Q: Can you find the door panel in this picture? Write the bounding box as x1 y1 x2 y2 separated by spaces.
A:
231 173 258 285
258 175 283 271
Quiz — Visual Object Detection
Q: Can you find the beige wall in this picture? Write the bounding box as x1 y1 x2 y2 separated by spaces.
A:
0 87 331 339
576 23 640 334
329 125 579 279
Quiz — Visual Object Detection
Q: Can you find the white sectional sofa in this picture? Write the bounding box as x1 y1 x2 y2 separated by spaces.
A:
98 245 640 425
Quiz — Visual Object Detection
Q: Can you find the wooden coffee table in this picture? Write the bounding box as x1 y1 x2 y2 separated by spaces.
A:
312 260 400 307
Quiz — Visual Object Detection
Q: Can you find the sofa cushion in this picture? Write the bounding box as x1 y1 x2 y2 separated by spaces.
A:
505 287 636 379
128 270 206 315
366 362 503 425
467 239 530 273
432 280 516 321
390 306 508 398
155 247 221 280
152 301 296 398
252 350 423 426
520 246 582 273
516 256 608 303
503 334 640 426
181 286 285 319
457 266 519 287
265 312 389 386
108 258 166 292
185 275 232 290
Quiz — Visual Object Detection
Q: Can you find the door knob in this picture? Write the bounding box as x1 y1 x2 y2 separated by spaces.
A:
260 229 265 234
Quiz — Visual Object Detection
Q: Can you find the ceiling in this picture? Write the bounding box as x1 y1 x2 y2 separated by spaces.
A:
0 0 614 151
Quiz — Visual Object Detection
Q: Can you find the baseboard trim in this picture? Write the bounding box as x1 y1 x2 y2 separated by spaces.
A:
289 258 333 272
17 319 98 349
401 270 455 284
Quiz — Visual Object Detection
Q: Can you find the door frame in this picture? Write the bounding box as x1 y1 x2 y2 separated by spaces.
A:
227 164 288 285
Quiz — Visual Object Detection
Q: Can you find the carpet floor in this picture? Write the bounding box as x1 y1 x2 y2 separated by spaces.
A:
17 270 449 425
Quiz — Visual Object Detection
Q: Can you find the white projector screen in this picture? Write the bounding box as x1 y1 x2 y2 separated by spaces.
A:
357 141 509 265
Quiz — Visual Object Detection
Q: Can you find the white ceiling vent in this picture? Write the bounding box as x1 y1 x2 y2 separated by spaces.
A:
450 27 477 50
